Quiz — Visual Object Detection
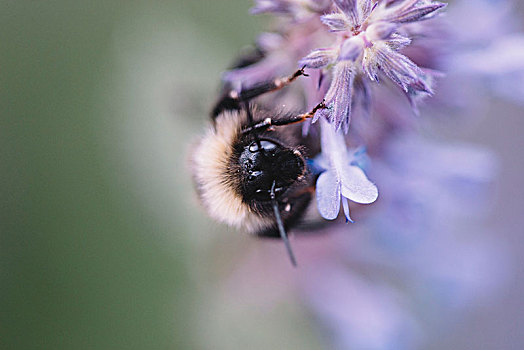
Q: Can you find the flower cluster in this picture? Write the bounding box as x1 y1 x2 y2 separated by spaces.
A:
213 0 524 348
302 0 445 131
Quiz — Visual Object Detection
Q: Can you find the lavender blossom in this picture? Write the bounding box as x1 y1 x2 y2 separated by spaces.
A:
315 118 378 221
299 0 445 130
251 0 332 18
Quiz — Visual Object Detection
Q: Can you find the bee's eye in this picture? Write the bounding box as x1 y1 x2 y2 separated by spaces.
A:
249 140 278 153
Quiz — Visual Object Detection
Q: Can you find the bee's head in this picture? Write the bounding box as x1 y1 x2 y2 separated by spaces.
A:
238 139 305 202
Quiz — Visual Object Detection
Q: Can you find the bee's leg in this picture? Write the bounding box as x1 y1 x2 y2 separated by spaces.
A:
242 100 326 133
211 67 309 120
273 99 326 126
232 67 308 101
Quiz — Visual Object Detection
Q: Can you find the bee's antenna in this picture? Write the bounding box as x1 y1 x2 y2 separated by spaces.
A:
270 180 297 267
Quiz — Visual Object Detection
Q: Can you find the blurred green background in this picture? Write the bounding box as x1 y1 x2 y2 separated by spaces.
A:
2 1 524 349
0 1 264 349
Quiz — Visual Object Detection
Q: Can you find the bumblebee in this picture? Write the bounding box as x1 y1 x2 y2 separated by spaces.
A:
191 67 325 266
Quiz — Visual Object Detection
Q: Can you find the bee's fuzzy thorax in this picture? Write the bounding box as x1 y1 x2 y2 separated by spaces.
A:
191 110 273 233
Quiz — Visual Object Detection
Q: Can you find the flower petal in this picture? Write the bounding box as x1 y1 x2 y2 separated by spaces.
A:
386 33 412 50
404 69 439 112
342 196 354 223
324 62 355 131
373 43 425 92
250 0 291 15
299 48 338 69
339 36 364 61
320 13 350 32
333 0 359 25
256 32 284 52
362 48 380 82
340 165 378 204
384 0 403 5
359 0 375 20
366 21 398 41
384 1 446 24
316 170 341 220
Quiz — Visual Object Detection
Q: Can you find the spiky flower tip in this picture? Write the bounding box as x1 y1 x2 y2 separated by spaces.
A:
300 0 446 132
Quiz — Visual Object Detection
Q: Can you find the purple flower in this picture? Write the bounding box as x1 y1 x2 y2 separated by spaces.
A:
315 62 355 132
251 0 332 19
314 119 378 221
299 0 445 131
250 0 294 15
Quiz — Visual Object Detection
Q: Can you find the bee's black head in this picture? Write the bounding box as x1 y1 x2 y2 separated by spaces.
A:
238 139 305 202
